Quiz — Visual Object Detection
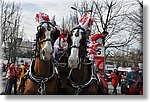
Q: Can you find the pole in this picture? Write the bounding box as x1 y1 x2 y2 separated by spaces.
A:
102 31 108 72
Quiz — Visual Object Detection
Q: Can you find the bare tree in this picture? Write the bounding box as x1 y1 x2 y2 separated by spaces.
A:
126 0 143 45
64 14 77 31
63 1 94 31
63 0 143 67
65 0 142 50
92 0 138 48
128 48 143 66
1 0 23 63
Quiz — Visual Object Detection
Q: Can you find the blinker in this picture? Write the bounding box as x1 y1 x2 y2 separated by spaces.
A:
47 23 51 31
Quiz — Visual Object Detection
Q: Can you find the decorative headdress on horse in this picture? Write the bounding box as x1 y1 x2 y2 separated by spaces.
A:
79 13 94 30
35 12 50 24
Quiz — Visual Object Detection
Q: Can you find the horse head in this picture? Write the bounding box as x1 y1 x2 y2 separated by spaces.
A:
68 26 86 68
68 13 93 69
35 12 57 61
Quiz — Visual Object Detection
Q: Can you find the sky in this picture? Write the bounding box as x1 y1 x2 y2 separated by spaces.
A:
7 0 91 41
6 0 143 50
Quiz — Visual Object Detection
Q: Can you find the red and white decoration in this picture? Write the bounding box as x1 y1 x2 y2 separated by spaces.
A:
79 13 94 30
35 12 50 24
88 33 105 72
94 55 104 72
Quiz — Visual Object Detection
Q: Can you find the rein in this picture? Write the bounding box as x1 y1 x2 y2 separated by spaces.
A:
33 21 54 60
27 21 56 94
67 26 99 94
54 48 68 61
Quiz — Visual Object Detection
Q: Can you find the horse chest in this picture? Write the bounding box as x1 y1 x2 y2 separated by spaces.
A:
24 78 57 95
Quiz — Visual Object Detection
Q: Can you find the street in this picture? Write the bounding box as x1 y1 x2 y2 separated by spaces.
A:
107 82 121 95
0 77 6 94
0 76 122 95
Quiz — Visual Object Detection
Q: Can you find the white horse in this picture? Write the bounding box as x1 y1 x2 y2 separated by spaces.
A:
68 13 93 68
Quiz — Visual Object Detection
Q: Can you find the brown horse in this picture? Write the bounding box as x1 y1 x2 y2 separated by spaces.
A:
54 49 69 94
23 21 58 95
53 33 72 94
67 26 105 95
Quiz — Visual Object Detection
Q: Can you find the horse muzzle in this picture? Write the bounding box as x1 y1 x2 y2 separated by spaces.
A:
42 46 53 61
68 57 79 68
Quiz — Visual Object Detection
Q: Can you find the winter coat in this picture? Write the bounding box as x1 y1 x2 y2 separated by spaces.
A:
54 34 68 53
8 64 18 80
110 73 118 87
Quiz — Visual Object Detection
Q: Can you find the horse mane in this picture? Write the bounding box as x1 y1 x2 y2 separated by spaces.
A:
79 31 87 60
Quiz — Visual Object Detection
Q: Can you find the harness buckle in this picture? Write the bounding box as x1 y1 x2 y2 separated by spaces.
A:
38 81 46 95
76 86 82 95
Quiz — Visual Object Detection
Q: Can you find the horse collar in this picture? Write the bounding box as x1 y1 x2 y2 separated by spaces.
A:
67 63 97 94
28 59 56 94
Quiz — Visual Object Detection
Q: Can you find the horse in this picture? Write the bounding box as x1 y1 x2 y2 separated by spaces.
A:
23 21 58 95
53 33 71 94
66 26 105 95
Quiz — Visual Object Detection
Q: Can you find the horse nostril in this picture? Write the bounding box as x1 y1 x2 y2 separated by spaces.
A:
69 60 72 64
50 52 53 55
42 50 45 55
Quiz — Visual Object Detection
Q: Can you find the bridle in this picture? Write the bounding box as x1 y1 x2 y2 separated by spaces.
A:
28 21 56 95
67 26 98 94
70 26 86 56
70 26 85 50
69 26 87 65
34 21 54 60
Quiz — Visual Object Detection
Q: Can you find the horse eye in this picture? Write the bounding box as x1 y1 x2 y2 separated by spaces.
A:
47 27 51 31
75 32 79 37
42 27 46 32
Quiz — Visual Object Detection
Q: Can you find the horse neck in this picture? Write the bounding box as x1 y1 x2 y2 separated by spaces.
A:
71 64 90 84
34 57 52 77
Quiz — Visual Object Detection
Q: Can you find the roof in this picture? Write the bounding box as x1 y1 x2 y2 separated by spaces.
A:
118 67 132 72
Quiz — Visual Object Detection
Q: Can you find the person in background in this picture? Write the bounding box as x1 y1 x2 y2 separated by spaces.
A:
17 60 26 93
2 63 6 73
118 72 122 86
7 63 18 95
126 67 142 95
24 62 29 72
53 28 68 60
110 70 118 95
138 67 143 95
126 68 139 87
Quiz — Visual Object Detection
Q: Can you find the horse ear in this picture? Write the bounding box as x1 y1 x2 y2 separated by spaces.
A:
37 26 42 38
51 15 56 26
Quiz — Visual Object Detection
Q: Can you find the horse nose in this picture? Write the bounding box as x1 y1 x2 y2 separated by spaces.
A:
68 59 79 68
70 60 74 64
69 59 78 65
50 51 53 55
42 50 45 55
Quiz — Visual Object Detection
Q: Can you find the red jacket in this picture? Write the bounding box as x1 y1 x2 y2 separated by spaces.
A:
91 34 102 41
110 73 118 87
8 64 18 80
